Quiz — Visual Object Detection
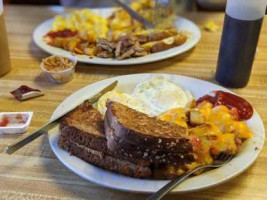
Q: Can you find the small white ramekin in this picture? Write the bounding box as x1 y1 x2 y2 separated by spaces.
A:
0 112 33 134
40 55 77 84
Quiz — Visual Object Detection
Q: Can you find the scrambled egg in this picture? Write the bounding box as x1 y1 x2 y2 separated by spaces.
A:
51 0 154 42
52 9 108 40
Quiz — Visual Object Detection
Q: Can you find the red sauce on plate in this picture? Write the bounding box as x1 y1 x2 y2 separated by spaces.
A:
46 30 77 38
197 90 253 120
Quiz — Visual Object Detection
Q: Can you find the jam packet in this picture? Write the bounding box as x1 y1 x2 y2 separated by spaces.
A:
10 85 44 101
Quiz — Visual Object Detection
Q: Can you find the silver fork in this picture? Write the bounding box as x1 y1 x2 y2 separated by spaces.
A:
147 154 233 200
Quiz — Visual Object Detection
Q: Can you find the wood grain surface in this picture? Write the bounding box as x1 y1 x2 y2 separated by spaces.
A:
0 5 266 200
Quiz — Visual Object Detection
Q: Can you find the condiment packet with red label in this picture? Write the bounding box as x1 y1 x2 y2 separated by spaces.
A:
10 85 44 101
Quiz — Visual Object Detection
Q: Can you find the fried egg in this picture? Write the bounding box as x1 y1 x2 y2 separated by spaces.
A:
132 76 193 115
97 77 193 116
97 91 155 116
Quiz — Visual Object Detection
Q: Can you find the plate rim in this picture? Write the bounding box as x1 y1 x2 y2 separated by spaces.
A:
48 73 265 193
33 8 201 65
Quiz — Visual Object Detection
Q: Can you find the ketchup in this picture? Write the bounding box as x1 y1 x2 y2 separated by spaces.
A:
17 85 40 94
197 91 253 120
10 85 41 101
46 30 77 38
0 116 9 127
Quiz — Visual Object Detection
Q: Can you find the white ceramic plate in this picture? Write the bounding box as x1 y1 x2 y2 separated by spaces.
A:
49 73 265 193
33 8 201 65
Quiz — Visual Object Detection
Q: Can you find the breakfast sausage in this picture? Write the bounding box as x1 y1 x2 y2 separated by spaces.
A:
142 34 187 53
148 29 178 42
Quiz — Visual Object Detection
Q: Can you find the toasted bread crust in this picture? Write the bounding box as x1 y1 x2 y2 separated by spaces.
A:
105 101 192 151
58 101 195 179
59 120 150 166
105 101 194 166
64 101 104 137
59 136 152 178
59 121 107 154
105 116 194 165
58 102 153 178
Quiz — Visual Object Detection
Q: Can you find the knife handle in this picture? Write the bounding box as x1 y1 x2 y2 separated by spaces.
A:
6 120 60 155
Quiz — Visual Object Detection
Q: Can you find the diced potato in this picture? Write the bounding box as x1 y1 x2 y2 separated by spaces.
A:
189 135 214 165
211 133 238 155
185 162 204 175
159 108 188 128
233 121 253 139
84 47 96 56
154 165 185 179
189 124 213 137
62 37 81 52
52 37 64 48
197 101 213 119
67 38 80 51
189 109 206 125
74 47 83 54
78 29 88 41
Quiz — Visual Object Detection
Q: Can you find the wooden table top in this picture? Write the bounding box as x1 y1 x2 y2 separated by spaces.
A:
0 5 266 200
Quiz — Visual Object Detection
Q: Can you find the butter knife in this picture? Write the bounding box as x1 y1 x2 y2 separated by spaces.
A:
6 80 118 155
112 0 155 29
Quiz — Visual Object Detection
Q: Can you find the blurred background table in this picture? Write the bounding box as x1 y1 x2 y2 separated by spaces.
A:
0 5 266 200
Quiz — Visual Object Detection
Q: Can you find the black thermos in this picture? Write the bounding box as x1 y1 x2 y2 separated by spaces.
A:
216 0 267 88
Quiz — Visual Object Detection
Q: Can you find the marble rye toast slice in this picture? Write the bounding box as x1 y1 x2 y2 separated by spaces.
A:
104 101 195 166
58 101 152 178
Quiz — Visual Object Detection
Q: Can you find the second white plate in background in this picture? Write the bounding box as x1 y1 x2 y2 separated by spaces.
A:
33 8 201 65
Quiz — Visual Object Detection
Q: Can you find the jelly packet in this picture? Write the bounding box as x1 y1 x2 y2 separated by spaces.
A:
10 85 44 101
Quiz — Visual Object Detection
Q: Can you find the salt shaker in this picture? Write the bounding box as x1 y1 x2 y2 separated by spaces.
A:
0 0 11 77
216 0 267 88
